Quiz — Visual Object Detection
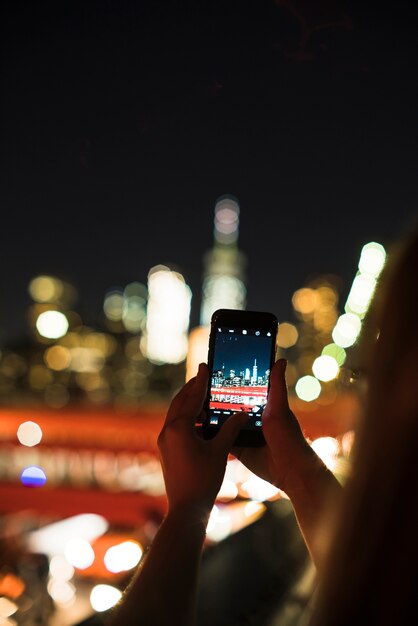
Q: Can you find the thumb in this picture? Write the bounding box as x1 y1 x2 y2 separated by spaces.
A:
214 412 250 453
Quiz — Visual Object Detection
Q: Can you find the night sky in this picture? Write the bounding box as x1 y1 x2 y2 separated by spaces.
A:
213 332 272 375
2 0 418 344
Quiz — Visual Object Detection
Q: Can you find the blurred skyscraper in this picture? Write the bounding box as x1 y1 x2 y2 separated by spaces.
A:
200 195 247 326
186 195 247 381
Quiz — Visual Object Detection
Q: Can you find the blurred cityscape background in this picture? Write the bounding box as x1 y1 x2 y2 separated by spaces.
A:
0 194 388 625
2 0 418 624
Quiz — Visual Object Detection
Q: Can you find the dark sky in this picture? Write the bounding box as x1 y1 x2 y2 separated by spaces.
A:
213 332 272 375
1 0 418 343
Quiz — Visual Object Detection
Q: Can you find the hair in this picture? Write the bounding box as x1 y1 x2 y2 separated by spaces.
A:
310 228 418 626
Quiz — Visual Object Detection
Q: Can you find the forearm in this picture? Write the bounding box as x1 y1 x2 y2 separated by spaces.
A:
282 447 342 570
107 504 209 626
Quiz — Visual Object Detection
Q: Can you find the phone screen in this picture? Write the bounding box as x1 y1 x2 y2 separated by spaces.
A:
207 325 276 431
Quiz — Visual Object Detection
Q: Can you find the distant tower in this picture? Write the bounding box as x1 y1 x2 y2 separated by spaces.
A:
245 367 250 381
200 195 246 326
186 196 246 382
252 359 258 384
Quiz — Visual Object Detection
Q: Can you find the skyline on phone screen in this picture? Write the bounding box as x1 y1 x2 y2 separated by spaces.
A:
209 329 274 417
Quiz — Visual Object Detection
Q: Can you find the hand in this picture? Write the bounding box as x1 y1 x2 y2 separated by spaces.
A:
233 359 318 493
158 363 249 515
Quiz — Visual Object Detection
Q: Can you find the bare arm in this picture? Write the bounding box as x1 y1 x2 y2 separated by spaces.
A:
107 365 248 626
233 359 341 569
107 505 208 626
280 445 341 568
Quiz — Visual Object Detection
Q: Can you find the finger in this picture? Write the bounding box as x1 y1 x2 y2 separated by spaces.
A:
166 363 208 425
214 411 250 454
264 359 289 416
165 376 197 423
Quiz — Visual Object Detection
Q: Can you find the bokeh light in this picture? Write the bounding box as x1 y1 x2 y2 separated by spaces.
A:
49 555 75 582
0 597 18 618
341 430 355 456
205 506 232 542
321 343 347 366
28 514 108 557
44 345 71 370
312 355 339 382
345 274 376 315
358 242 386 277
69 347 104 373
185 326 210 382
240 475 280 501
217 478 239 501
311 437 340 471
103 290 124 322
29 275 63 303
90 584 122 612
47 580 76 606
21 466 47 487
122 282 147 333
17 421 43 447
292 288 318 315
64 538 95 570
295 375 321 402
332 313 362 348
145 267 192 364
36 310 69 339
214 196 240 245
104 540 143 574
276 322 299 349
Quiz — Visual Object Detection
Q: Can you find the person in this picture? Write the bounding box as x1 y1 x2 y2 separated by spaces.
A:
107 229 418 626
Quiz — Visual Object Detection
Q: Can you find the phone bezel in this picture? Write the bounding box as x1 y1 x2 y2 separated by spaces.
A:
201 308 278 447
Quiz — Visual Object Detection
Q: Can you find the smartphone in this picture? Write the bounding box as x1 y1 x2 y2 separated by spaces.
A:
201 309 278 447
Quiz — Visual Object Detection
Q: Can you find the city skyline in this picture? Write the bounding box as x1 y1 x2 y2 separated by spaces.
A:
212 358 270 388
2 1 418 342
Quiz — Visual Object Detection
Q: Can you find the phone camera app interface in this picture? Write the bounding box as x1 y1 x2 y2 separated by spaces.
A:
209 327 274 429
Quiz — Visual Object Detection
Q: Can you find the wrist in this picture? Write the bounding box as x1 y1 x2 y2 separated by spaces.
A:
166 501 213 525
276 444 334 498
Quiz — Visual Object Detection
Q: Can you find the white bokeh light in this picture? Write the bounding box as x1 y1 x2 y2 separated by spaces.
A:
145 268 192 364
49 555 75 581
90 585 122 612
64 538 95 570
104 541 143 574
240 475 280 501
36 310 69 339
17 421 43 447
311 437 340 471
312 355 339 382
0 597 18 618
27 514 108 557
345 274 376 314
295 376 321 402
47 580 76 606
332 313 362 348
358 242 386 277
